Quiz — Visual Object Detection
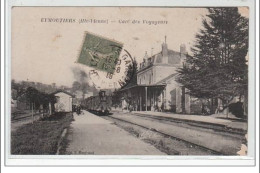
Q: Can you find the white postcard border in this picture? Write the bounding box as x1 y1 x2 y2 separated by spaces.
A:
4 0 257 166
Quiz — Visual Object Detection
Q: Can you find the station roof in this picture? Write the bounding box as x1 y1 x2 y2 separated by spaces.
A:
115 84 166 93
155 73 178 85
50 90 75 97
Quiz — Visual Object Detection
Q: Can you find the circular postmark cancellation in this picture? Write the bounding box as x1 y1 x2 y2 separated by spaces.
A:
77 32 134 89
88 46 135 89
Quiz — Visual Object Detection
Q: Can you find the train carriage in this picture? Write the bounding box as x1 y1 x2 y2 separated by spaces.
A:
84 90 112 115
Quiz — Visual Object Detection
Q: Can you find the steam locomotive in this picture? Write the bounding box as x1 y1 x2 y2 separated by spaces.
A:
83 90 112 115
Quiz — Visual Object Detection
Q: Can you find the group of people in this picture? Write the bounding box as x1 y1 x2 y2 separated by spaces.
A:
123 102 165 112
152 103 165 112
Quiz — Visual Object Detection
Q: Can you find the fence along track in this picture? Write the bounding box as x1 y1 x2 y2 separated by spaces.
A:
106 115 225 155
11 112 48 122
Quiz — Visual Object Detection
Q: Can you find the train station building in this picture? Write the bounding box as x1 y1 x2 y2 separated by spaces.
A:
116 38 202 114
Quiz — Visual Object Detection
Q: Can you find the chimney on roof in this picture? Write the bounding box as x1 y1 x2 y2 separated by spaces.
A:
162 36 168 63
180 44 187 54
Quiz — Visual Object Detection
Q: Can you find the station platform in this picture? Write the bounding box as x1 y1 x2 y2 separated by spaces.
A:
111 109 247 132
132 111 248 131
65 110 165 155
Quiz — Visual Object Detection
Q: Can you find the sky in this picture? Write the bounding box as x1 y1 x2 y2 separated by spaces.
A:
11 7 249 88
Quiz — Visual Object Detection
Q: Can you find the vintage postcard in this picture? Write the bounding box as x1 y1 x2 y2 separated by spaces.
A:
6 2 256 166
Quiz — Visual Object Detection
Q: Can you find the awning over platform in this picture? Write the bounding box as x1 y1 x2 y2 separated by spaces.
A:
115 84 166 93
114 84 167 111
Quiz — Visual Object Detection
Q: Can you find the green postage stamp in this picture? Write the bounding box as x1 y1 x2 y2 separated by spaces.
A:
77 32 123 74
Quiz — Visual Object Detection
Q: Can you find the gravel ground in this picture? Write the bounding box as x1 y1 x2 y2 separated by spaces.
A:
64 111 165 155
108 112 245 155
103 116 216 155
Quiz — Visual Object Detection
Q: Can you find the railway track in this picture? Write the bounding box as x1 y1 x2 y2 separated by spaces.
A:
105 115 226 155
11 113 44 122
129 113 247 137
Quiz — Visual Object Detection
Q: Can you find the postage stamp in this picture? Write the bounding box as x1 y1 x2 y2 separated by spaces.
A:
87 47 135 89
77 32 123 74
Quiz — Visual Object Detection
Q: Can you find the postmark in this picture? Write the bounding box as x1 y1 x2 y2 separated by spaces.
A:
76 31 135 89
88 46 135 89
77 32 123 74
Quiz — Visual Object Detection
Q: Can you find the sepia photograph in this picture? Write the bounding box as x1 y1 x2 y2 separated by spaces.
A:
8 5 252 160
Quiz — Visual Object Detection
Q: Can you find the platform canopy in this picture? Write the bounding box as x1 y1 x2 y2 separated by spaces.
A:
114 84 167 111
115 84 166 93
